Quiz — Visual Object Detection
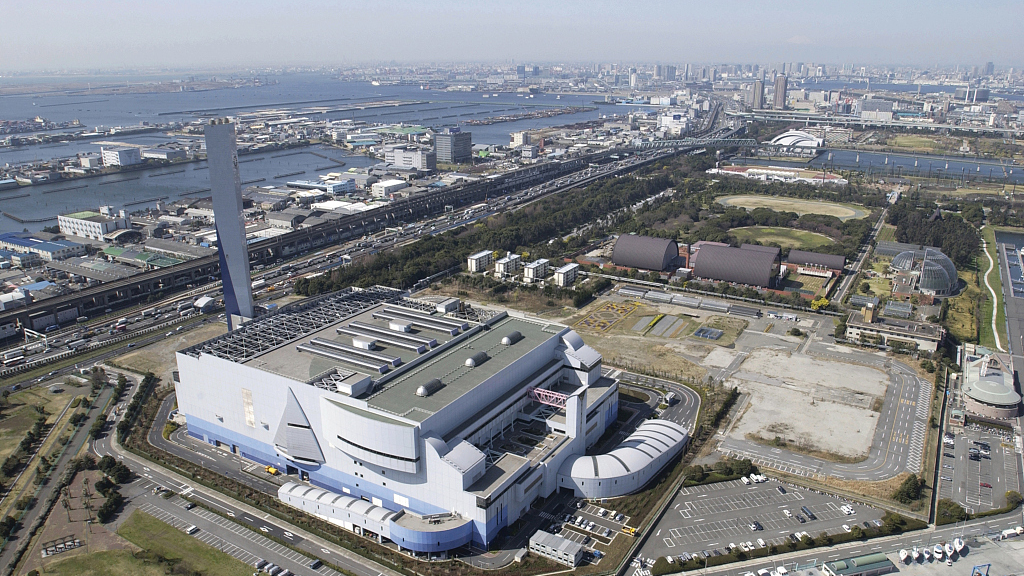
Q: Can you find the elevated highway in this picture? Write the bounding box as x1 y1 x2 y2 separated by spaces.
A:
1 145 681 331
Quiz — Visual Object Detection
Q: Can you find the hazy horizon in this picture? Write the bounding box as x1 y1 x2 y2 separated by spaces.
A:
2 0 1022 72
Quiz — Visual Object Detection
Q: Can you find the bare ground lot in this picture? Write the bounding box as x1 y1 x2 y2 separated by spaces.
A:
114 322 227 383
726 349 888 458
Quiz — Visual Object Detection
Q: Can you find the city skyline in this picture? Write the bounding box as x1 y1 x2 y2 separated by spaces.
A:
2 0 1023 72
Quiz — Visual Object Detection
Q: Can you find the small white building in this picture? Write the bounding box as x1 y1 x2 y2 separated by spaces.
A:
371 179 408 198
529 530 583 567
100 146 141 167
79 154 102 169
553 263 579 287
494 253 521 278
58 208 131 240
467 250 493 273
523 259 549 283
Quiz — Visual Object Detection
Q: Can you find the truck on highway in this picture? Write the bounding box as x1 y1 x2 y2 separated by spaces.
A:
66 339 88 351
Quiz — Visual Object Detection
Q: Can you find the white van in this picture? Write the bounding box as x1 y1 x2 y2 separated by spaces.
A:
185 525 199 535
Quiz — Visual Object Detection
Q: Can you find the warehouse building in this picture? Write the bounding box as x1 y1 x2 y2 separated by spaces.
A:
961 355 1021 419
175 288 686 553
610 235 679 271
691 244 781 288
100 146 141 166
57 207 131 241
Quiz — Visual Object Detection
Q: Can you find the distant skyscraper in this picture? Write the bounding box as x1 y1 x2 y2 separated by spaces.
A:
205 119 254 329
773 75 788 110
654 65 663 80
751 80 765 109
984 61 995 76
664 65 677 82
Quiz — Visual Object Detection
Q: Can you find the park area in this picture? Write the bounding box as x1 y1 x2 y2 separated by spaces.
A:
32 509 253 576
711 347 888 460
717 195 868 221
778 272 830 297
730 226 835 250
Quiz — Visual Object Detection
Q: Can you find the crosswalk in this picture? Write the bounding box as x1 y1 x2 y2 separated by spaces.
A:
905 381 932 472
138 502 341 576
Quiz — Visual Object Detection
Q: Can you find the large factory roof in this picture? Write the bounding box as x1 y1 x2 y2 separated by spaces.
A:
364 314 554 421
611 235 678 271
182 286 567 424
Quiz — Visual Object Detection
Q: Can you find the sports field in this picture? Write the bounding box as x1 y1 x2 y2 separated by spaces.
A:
717 195 868 221
730 226 834 250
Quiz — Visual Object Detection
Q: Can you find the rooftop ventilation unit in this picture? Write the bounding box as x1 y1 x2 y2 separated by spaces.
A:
309 338 401 367
372 311 458 336
296 343 388 374
416 378 444 397
501 331 522 346
336 326 427 353
465 351 489 367
383 307 469 331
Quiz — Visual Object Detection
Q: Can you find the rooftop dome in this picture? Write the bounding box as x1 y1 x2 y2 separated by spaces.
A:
891 250 917 271
890 248 957 296
964 375 1022 408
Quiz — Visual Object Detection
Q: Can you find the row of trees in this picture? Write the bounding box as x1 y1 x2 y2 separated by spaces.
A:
295 174 674 296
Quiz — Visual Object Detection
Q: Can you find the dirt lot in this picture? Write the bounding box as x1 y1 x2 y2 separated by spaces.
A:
584 333 707 381
726 349 888 458
114 321 227 384
20 470 137 575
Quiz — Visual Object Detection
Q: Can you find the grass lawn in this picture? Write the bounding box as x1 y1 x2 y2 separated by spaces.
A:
891 135 940 150
0 384 86 461
876 225 898 242
729 226 835 250
717 195 868 221
946 267 981 344
38 550 173 576
980 226 1008 351
116 510 253 576
779 272 826 296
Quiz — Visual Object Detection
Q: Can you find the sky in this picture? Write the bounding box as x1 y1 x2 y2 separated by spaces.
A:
2 0 1022 72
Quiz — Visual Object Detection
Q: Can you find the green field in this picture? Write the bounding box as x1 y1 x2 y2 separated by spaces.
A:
113 510 252 576
891 135 940 150
980 226 1010 351
730 226 835 250
876 225 898 242
717 195 868 221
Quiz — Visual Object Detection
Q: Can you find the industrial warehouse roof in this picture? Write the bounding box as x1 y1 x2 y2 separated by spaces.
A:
611 235 678 271
787 249 846 270
692 244 779 287
559 420 687 480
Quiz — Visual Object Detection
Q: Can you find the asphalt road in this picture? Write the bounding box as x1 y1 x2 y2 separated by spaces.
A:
604 368 702 434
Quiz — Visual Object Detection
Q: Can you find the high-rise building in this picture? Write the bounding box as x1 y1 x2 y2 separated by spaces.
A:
984 61 995 76
434 129 472 164
773 75 788 110
751 80 765 109
654 65 663 80
664 65 677 82
205 119 254 329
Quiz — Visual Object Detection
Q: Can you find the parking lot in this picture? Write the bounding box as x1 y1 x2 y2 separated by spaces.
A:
548 500 633 563
640 478 885 560
937 427 1021 513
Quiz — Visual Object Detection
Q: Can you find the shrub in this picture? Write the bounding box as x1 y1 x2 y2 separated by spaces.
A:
892 474 923 504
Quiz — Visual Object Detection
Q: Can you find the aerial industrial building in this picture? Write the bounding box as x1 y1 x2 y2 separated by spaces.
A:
435 129 473 164
611 235 679 271
175 287 687 553
691 244 781 288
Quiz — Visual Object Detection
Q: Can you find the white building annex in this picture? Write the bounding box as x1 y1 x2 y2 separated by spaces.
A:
174 286 687 554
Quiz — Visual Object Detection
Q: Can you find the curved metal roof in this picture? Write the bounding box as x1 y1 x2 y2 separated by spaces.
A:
787 249 845 271
611 235 678 271
769 130 823 147
280 482 398 523
964 375 1022 407
560 420 688 480
692 244 779 287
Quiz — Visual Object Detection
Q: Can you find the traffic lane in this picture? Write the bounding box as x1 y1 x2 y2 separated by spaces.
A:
138 495 328 576
185 490 304 544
